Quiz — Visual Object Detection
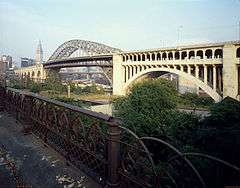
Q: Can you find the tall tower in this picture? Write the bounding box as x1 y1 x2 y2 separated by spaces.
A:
35 40 43 64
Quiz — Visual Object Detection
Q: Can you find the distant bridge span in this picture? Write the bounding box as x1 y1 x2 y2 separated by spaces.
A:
44 54 113 69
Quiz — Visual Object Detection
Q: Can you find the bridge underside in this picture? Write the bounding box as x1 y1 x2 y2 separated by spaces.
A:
43 39 121 85
44 55 113 69
44 56 114 85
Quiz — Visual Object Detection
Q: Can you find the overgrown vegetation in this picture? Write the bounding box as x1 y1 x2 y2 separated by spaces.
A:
178 92 214 108
114 78 200 142
113 78 240 187
52 96 90 108
9 73 106 96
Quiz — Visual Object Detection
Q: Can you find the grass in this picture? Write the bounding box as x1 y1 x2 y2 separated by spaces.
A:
39 90 118 102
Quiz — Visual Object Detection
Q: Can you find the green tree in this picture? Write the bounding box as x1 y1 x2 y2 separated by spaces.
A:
29 82 42 93
82 83 105 94
179 92 214 108
43 71 66 93
113 78 197 138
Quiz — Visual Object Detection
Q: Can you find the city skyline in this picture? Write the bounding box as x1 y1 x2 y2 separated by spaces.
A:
0 0 240 64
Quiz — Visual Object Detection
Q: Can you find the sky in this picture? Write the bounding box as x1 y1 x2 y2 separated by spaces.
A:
0 0 240 65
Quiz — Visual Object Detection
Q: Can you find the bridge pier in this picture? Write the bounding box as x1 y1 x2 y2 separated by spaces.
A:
222 44 239 99
113 55 125 95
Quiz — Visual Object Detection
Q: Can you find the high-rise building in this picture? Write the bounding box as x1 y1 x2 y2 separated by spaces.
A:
0 60 7 84
1 55 12 70
21 57 34 67
35 40 43 64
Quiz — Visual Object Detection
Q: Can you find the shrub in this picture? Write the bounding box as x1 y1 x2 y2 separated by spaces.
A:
53 96 89 108
206 97 240 127
82 83 105 94
179 92 214 107
29 83 41 93
44 71 66 92
113 78 185 137
114 78 240 187
73 86 83 95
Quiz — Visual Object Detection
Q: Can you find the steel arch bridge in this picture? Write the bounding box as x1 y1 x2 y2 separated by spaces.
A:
44 39 122 84
48 39 121 61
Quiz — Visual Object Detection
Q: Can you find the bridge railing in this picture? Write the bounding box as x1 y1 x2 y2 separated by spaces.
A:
2 86 114 185
0 86 239 188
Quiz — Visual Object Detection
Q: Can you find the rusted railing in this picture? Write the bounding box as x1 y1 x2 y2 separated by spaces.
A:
0 86 240 188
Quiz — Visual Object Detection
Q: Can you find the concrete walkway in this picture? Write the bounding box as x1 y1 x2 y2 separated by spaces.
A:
0 112 100 188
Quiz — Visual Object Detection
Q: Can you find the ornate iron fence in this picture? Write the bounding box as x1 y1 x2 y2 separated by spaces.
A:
0 86 240 188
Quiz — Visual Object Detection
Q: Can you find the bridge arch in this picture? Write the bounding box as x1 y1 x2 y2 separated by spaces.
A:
48 39 121 61
181 51 187 59
123 67 222 102
205 49 213 59
175 51 180 60
236 47 240 58
162 52 167 60
196 50 203 59
214 49 223 58
168 52 173 60
189 51 195 59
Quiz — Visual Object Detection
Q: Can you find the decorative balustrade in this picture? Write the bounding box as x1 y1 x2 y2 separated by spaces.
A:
0 86 239 188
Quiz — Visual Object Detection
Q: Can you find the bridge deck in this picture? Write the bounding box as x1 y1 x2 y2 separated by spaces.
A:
0 111 100 188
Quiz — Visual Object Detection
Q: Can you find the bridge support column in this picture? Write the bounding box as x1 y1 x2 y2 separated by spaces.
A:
195 65 199 79
213 65 216 91
217 67 223 93
222 44 239 99
204 65 208 84
113 55 125 95
187 65 191 74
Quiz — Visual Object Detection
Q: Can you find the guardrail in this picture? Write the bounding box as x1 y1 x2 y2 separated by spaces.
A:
0 86 239 188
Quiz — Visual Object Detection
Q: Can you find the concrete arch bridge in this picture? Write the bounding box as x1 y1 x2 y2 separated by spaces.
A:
112 41 240 102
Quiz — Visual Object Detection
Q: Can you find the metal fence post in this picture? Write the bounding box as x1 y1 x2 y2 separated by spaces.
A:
0 86 5 111
107 119 121 188
21 95 33 134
